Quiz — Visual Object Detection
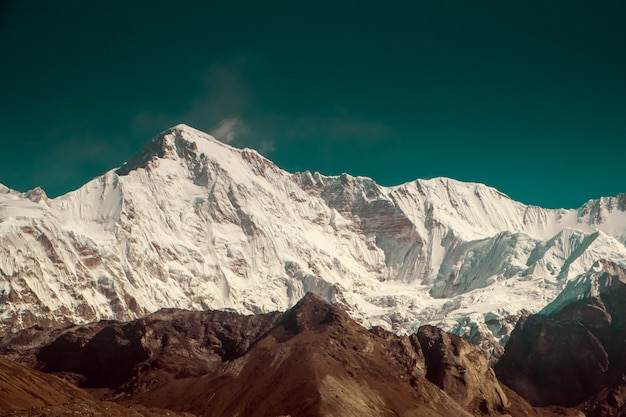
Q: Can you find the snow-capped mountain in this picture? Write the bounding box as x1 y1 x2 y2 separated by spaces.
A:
1 124 625 348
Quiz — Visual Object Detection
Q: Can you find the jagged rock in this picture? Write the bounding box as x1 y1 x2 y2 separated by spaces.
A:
417 325 510 414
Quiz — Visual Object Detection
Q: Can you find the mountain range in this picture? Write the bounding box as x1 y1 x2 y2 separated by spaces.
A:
1 124 625 360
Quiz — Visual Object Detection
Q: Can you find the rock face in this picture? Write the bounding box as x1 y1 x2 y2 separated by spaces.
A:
1 124 626 351
418 325 509 413
495 260 626 416
0 308 281 395
1 294 580 417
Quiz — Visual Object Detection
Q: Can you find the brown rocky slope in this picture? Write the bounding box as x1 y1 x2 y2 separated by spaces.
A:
0 355 194 417
1 293 580 417
0 355 92 412
495 260 626 417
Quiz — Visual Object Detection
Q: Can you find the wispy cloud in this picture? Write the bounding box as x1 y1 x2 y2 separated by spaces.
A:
210 117 248 143
132 59 252 139
130 57 392 158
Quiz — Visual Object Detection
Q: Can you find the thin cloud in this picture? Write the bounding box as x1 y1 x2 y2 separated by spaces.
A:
132 60 252 138
211 117 248 143
130 58 391 157
258 140 275 155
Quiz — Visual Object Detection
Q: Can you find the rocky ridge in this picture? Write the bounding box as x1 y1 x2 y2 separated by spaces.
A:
0 294 581 417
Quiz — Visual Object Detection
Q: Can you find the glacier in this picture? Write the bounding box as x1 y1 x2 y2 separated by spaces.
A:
1 124 625 354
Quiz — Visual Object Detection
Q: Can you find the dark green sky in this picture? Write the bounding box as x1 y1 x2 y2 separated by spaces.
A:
1 1 624 208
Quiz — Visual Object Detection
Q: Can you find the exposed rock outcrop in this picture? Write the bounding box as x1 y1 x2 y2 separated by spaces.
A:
495 261 626 416
0 308 281 395
417 325 509 414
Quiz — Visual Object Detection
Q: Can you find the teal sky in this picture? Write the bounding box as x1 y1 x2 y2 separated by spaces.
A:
1 1 624 208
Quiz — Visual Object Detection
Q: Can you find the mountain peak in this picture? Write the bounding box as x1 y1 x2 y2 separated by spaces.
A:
168 123 200 134
116 124 226 176
276 293 352 335
116 124 280 187
22 187 48 204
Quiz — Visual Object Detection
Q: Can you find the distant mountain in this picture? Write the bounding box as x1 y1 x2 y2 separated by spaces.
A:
1 124 625 354
0 293 581 417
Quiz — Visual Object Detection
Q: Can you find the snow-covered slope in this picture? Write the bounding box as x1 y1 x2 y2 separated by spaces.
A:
1 124 625 349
